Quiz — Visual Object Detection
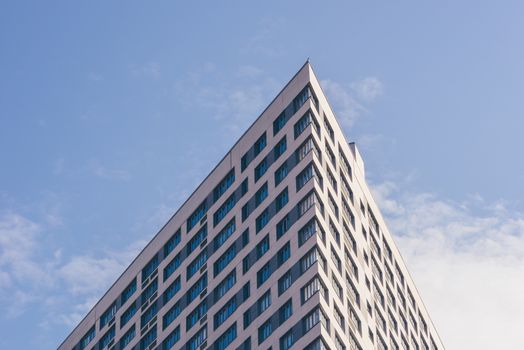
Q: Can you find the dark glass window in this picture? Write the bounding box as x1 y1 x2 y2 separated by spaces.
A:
274 162 288 186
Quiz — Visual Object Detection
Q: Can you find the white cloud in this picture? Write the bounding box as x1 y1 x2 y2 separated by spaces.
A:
351 77 383 102
174 64 280 135
372 183 524 349
0 210 147 326
321 79 367 127
321 77 384 128
0 212 51 290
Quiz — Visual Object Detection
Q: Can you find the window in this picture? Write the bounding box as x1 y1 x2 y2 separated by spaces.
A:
138 326 155 350
294 84 318 112
243 308 252 328
141 277 158 303
344 224 357 253
187 201 207 231
335 334 346 350
348 304 362 333
275 188 289 211
257 262 272 287
214 169 235 202
255 182 269 207
241 153 249 172
163 276 181 304
237 337 251 350
274 137 287 159
141 303 158 328
120 325 135 349
303 307 329 333
164 229 182 257
163 252 181 281
214 219 236 250
243 281 251 299
188 326 207 350
296 137 318 162
214 244 236 277
279 299 293 323
324 116 334 141
300 247 321 273
298 218 318 246
328 194 339 218
187 300 207 330
305 338 330 350
256 234 270 258
163 326 180 350
341 178 353 204
326 166 338 192
214 194 237 227
258 290 271 313
141 255 159 283
280 330 294 350
214 269 236 300
274 162 289 186
216 323 237 350
256 209 269 233
258 320 272 344
276 215 290 239
100 302 116 329
331 248 342 272
339 150 352 179
162 301 181 330
121 279 137 305
242 255 250 274
332 275 343 299
277 242 291 266
294 111 317 138
242 229 250 247
296 163 317 191
187 274 207 304
214 297 237 329
100 325 115 349
254 158 268 182
278 270 292 295
298 191 319 217
79 326 95 350
187 226 207 255
301 276 324 304
273 111 287 135
241 178 249 196
120 302 137 328
187 250 208 280
254 132 267 156
242 202 250 222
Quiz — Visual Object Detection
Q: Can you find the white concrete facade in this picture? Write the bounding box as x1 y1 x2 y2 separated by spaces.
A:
58 62 445 350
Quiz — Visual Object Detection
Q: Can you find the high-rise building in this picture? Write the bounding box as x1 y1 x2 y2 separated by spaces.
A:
58 62 444 350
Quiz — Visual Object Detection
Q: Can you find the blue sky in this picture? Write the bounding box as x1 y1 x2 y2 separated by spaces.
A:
1 1 523 349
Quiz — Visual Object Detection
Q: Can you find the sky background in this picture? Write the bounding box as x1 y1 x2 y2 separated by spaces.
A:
1 1 523 349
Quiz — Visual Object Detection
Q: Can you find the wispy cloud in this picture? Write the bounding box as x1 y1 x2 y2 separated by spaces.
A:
371 182 524 350
89 160 130 181
351 77 383 102
130 61 161 79
174 63 280 135
241 18 285 57
320 76 383 128
0 210 146 325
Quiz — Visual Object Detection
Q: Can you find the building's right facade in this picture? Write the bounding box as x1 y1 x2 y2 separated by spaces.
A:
58 61 444 350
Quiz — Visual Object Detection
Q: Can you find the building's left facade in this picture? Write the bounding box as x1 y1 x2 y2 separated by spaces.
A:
58 62 320 350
